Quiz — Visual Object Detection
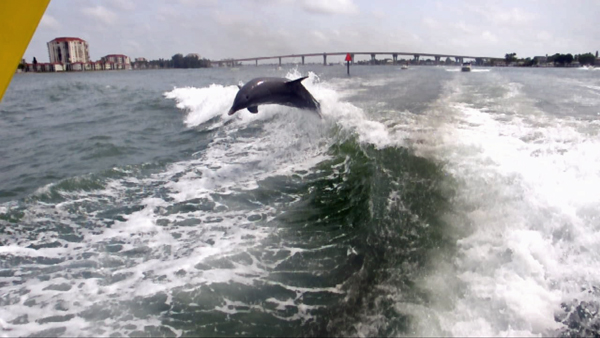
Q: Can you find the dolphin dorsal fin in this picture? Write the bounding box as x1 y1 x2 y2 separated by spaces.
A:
286 76 308 85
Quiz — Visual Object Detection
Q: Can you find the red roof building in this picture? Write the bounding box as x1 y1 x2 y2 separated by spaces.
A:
47 37 90 65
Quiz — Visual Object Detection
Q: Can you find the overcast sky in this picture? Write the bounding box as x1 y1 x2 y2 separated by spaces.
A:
25 0 600 63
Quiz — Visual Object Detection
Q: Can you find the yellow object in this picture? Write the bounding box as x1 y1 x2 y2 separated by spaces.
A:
0 0 51 101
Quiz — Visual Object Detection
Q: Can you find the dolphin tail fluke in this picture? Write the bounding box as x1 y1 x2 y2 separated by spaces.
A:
286 76 321 118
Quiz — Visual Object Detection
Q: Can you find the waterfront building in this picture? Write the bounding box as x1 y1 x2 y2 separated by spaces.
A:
133 57 148 69
534 56 548 65
26 62 64 72
101 54 131 70
70 62 84 71
47 37 90 66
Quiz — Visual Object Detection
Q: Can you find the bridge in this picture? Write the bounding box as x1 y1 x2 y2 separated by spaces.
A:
215 52 504 67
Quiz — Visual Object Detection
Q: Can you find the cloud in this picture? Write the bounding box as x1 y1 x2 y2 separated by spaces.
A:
107 0 135 11
371 9 385 19
22 0 600 62
470 5 537 27
481 31 498 43
492 7 536 25
156 5 180 22
536 31 552 42
178 0 218 7
454 21 475 33
210 10 293 58
311 30 329 46
81 5 117 25
300 0 359 15
422 17 438 29
39 14 61 30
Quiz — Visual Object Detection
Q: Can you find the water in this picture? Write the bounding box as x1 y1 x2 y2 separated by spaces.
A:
1 65 600 337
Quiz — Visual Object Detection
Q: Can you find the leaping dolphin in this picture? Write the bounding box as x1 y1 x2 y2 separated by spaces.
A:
228 77 321 118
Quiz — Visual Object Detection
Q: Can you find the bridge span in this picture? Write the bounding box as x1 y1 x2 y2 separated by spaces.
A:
216 52 504 67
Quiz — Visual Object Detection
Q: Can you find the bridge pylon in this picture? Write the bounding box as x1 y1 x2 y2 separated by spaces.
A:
413 54 420 65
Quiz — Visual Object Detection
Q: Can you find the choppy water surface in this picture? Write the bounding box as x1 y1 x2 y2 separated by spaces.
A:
1 65 600 337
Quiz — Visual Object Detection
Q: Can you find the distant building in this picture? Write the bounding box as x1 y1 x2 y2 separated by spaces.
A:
101 54 131 70
47 37 90 65
26 62 64 72
91 61 104 70
133 57 149 70
534 56 548 65
70 62 85 71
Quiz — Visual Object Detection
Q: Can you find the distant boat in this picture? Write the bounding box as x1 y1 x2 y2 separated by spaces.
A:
461 62 472 72
401 64 408 70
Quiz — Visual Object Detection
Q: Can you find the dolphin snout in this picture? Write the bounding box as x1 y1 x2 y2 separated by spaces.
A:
228 108 236 116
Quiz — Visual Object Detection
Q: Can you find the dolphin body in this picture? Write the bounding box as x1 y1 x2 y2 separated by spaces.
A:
228 77 321 118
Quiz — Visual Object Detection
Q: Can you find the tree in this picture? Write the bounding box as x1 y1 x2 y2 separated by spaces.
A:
170 53 210 68
522 57 537 67
183 54 198 68
565 53 573 65
505 53 517 64
550 53 574 66
578 53 596 65
171 54 184 68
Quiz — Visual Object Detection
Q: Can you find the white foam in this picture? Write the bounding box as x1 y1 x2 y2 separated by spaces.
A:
444 67 491 73
164 84 239 128
404 81 600 336
0 68 410 336
165 68 397 151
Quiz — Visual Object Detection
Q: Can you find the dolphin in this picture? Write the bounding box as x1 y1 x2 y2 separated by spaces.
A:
228 76 321 118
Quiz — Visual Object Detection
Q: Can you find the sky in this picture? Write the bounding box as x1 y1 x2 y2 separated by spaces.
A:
25 0 600 64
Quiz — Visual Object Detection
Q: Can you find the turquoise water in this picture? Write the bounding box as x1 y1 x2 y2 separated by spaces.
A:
1 66 600 336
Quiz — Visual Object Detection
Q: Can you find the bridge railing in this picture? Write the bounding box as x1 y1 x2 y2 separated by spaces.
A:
217 52 503 64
